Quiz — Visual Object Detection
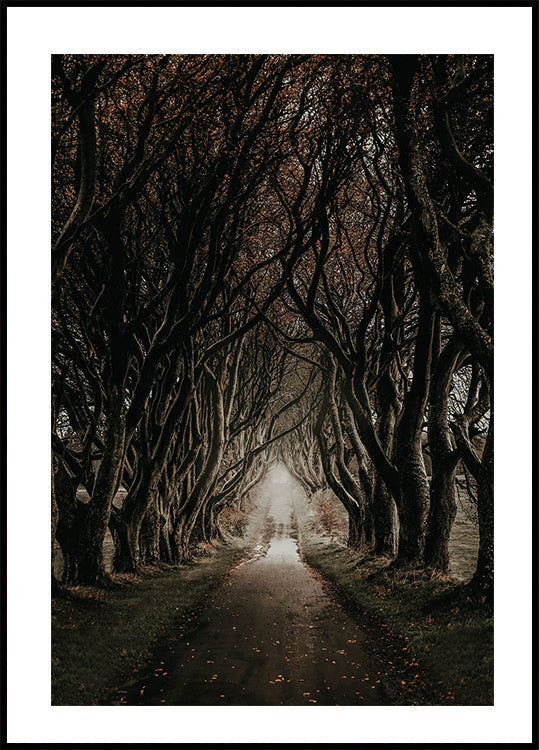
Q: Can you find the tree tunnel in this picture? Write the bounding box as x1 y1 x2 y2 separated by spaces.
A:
52 53 492 600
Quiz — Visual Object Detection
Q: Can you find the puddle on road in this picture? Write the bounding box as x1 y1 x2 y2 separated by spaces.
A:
262 509 301 565
261 535 298 563
235 509 299 568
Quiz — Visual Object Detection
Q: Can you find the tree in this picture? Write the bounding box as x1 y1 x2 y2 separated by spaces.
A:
390 54 493 596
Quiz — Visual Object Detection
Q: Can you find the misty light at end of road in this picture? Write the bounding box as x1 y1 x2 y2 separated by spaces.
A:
269 462 293 485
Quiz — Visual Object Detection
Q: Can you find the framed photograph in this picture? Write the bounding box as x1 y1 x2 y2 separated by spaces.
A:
4 3 535 746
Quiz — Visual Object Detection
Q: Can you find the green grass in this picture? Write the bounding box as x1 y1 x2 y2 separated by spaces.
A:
297 510 493 705
51 540 248 705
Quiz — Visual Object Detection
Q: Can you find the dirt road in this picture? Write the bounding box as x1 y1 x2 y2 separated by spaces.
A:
114 480 391 705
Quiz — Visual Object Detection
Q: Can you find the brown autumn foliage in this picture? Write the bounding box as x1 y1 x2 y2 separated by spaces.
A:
52 54 493 600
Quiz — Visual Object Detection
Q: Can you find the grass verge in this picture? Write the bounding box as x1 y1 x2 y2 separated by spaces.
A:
297 507 493 705
52 539 248 705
